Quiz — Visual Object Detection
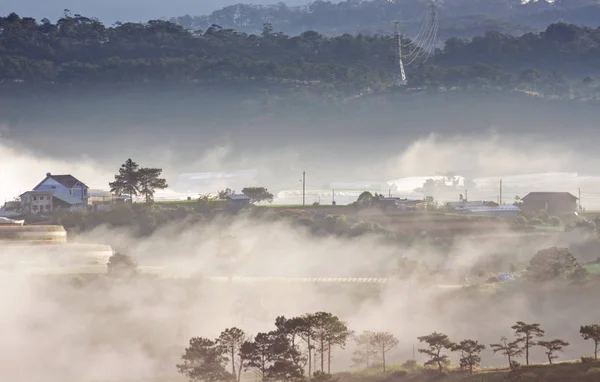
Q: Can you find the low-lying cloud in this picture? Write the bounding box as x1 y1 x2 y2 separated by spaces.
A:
385 133 581 179
2 214 599 381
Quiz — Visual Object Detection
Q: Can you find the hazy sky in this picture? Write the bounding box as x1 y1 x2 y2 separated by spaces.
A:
1 0 311 23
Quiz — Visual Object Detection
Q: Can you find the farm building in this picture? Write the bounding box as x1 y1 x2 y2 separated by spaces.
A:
458 204 521 217
376 197 426 211
521 192 578 215
226 194 251 212
447 200 499 211
0 223 114 274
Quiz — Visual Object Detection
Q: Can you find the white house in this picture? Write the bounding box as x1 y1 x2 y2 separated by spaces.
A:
20 173 89 214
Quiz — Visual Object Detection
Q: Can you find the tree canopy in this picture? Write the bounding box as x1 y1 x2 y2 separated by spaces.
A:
453 339 485 375
418 332 455 373
2 12 600 95
241 187 274 204
526 247 585 283
109 159 167 203
580 324 600 360
511 321 545 365
170 0 600 39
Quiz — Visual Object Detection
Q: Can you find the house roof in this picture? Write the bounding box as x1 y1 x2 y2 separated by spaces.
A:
465 205 521 212
53 193 84 206
227 194 250 200
20 190 55 197
522 192 578 201
34 174 88 190
448 201 499 209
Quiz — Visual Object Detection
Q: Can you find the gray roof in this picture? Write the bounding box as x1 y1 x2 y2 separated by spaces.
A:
34 174 88 190
227 194 250 200
522 192 578 201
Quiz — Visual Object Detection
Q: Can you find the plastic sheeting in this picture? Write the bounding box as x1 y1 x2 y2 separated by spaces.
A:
0 217 24 225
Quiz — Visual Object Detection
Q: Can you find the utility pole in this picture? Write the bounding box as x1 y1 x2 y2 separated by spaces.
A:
465 189 468 202
500 178 503 205
302 171 306 206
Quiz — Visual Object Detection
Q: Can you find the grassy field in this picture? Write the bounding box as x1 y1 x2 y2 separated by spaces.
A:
337 361 600 382
585 263 600 274
156 199 198 204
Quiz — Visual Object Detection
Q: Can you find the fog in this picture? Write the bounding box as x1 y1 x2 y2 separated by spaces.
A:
2 213 599 381
4 90 600 206
3 91 600 381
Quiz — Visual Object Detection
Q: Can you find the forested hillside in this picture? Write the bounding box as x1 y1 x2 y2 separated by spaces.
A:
1 11 600 96
171 0 600 39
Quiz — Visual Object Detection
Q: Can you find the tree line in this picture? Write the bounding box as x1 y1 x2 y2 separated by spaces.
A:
178 312 352 382
178 312 600 381
2 11 600 94
107 159 276 205
171 0 600 39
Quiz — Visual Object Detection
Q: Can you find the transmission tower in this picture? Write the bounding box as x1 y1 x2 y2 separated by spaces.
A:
394 21 407 86
392 1 439 87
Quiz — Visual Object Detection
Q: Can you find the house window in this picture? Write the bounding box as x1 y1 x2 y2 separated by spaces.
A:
33 205 38 210
47 196 51 200
33 196 37 201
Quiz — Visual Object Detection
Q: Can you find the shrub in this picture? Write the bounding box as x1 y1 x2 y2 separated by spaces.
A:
582 356 596 363
107 252 138 277
548 216 562 227
512 215 528 226
569 267 589 284
383 370 407 380
529 217 544 226
401 360 418 371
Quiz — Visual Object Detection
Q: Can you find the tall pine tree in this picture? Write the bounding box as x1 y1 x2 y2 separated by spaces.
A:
109 158 140 202
138 167 168 203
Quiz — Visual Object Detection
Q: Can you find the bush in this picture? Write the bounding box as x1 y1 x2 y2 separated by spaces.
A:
512 215 528 226
527 247 581 282
384 371 407 380
401 360 418 371
529 217 544 226
107 253 138 277
548 216 562 227
581 356 596 363
569 267 589 284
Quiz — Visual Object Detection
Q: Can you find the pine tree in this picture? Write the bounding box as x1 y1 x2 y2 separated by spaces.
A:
109 158 140 202
138 167 168 203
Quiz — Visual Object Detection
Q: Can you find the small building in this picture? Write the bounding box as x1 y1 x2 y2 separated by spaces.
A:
521 192 578 216
377 197 425 211
447 200 498 212
226 194 251 212
461 205 521 217
20 173 89 214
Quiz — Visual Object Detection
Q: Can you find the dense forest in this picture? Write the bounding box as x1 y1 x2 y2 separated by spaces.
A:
170 0 600 38
1 11 600 96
